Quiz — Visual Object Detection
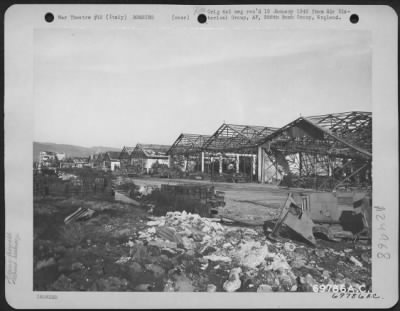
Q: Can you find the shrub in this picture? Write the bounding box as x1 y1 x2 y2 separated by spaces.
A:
58 223 87 248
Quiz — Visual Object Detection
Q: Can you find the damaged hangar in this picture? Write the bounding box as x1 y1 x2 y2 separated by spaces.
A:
167 111 371 191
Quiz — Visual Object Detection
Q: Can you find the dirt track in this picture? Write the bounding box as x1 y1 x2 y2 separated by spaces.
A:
123 177 315 225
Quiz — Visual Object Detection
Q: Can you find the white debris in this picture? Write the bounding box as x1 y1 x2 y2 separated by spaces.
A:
147 227 156 234
203 254 232 263
115 256 131 264
349 256 363 267
222 242 232 249
181 236 196 250
138 185 153 196
284 242 296 252
138 232 152 239
231 241 270 269
35 257 56 271
266 253 291 272
147 220 161 226
223 267 242 292
243 228 258 236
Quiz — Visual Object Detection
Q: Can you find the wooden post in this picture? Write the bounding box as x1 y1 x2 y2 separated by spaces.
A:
257 146 263 183
184 155 188 172
252 155 256 175
262 150 266 184
201 152 204 173
210 156 214 178
236 154 240 173
327 156 331 176
299 152 302 177
314 154 317 189
219 154 223 175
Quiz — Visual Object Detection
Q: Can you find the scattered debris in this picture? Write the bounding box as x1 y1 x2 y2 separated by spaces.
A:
64 207 95 224
156 226 184 244
315 249 326 258
361 251 371 264
35 257 56 271
267 191 372 247
138 185 154 197
204 254 232 263
114 191 140 206
284 242 296 252
223 267 242 292
349 256 363 267
35 179 372 292
145 264 165 278
233 241 270 269
115 256 131 264
268 193 316 245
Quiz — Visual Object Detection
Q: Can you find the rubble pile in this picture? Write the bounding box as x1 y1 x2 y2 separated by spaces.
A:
34 197 371 292
115 211 371 292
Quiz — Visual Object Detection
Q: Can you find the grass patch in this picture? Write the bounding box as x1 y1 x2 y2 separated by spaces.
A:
58 223 88 248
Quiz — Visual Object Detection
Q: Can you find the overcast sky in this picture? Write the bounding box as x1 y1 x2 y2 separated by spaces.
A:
34 28 371 148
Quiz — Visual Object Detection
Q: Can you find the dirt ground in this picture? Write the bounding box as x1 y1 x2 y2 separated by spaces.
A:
125 176 314 224
33 176 371 292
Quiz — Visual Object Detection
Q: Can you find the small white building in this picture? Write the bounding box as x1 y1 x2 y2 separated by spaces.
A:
38 151 59 169
72 157 90 168
55 152 66 161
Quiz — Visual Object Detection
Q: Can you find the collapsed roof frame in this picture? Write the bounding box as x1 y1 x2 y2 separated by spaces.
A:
167 133 211 155
258 112 372 160
130 143 170 159
256 111 372 190
306 111 372 154
202 123 278 154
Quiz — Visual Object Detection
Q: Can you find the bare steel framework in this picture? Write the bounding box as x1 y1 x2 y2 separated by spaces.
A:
122 112 372 190
306 111 372 154
202 123 278 153
167 127 273 178
256 111 372 190
167 133 211 155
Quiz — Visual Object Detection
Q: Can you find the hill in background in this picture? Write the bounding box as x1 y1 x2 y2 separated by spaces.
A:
33 142 121 161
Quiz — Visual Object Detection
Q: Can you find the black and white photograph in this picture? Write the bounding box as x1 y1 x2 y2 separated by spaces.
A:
4 4 398 309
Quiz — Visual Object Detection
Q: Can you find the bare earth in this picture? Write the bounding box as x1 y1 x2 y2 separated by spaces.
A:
125 177 313 225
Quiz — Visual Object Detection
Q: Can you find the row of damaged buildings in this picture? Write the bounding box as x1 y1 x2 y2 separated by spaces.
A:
119 111 371 191
36 151 122 171
37 146 170 175
37 111 372 191
87 145 170 174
